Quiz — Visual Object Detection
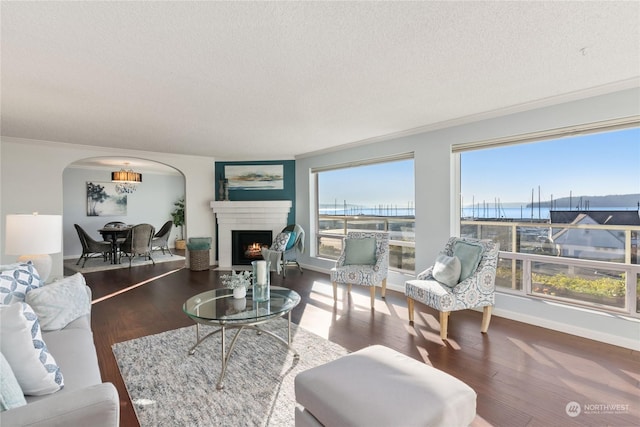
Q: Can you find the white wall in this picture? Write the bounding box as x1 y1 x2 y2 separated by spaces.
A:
63 167 184 257
1 138 217 280
295 87 640 350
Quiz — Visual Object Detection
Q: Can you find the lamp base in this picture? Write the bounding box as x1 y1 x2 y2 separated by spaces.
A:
18 254 52 283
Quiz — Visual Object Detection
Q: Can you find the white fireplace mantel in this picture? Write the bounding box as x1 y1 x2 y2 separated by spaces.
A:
211 200 292 268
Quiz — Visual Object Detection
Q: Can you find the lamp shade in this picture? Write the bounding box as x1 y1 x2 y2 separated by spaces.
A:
5 214 62 255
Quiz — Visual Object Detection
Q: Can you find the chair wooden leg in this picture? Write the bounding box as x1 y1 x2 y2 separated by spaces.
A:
347 283 352 293
440 311 450 340
332 281 338 303
481 306 492 333
407 297 414 324
369 286 376 308
381 278 387 299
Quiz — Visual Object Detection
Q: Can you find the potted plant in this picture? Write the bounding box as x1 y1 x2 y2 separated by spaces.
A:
221 270 252 299
171 198 186 250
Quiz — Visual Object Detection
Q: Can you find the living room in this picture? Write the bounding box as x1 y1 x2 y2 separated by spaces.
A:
1 2 639 426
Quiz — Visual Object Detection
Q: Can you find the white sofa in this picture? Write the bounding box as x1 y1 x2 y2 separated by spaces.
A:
0 265 120 426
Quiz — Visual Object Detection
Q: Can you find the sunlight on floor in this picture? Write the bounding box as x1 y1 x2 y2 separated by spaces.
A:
508 338 562 368
91 268 183 304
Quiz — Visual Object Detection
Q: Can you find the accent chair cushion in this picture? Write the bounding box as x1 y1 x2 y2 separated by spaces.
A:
0 262 43 305
0 302 64 396
270 232 291 251
25 273 91 331
344 237 377 265
453 240 484 282
0 351 27 411
432 254 462 287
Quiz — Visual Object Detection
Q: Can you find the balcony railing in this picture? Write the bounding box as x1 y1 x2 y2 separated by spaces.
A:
462 219 640 316
316 215 640 315
317 214 415 273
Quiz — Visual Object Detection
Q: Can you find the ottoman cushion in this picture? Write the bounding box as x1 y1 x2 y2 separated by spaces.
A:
295 345 476 427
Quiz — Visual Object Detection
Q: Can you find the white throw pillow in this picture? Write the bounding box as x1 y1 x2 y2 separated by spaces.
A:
0 302 64 395
26 273 90 331
0 262 43 305
270 232 291 251
432 254 462 287
0 351 27 411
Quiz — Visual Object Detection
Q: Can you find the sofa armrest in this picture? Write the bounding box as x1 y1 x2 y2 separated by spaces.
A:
0 383 119 427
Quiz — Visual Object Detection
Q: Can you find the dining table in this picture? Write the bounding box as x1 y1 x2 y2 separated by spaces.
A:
98 225 132 264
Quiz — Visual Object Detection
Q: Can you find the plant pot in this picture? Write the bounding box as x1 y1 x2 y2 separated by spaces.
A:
233 287 247 299
175 239 186 250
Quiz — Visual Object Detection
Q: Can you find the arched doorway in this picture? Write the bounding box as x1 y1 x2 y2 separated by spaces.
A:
62 156 186 263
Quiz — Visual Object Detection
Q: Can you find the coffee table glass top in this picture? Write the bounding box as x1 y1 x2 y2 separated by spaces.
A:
182 286 300 324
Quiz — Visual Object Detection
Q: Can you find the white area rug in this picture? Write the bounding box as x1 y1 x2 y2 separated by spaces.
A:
64 252 185 273
112 319 348 426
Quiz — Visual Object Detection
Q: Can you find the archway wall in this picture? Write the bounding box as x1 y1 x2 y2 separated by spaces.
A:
1 137 216 281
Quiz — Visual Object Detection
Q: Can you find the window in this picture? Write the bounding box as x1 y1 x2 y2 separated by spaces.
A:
457 123 640 315
313 154 415 273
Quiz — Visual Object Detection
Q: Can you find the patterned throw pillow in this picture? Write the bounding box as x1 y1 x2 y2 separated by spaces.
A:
25 273 91 331
0 262 43 305
0 351 27 411
270 232 291 251
0 302 64 395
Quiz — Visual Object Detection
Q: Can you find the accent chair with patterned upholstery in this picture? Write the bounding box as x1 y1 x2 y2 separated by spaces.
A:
405 237 499 340
330 231 389 308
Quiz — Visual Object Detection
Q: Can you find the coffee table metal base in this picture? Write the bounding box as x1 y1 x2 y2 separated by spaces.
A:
188 311 299 390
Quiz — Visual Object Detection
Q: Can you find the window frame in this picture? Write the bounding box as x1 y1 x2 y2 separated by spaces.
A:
454 117 640 316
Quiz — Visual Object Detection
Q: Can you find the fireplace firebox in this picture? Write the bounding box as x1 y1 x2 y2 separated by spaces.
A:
232 230 273 265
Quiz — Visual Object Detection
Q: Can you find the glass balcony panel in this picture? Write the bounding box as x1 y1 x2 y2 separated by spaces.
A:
531 262 625 309
319 219 345 235
389 245 415 271
345 219 385 232
496 258 522 291
387 219 415 242
318 236 343 260
550 227 626 263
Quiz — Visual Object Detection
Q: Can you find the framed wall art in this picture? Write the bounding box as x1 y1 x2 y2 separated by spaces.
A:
224 164 284 190
86 181 127 216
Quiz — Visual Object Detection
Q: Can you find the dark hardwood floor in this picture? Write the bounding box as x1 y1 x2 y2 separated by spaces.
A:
72 256 640 427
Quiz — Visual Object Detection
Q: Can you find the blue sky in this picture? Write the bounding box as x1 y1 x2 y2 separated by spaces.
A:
319 159 415 207
318 127 639 207
461 127 640 204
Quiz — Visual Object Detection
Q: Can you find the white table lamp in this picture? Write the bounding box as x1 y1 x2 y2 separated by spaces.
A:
5 213 62 282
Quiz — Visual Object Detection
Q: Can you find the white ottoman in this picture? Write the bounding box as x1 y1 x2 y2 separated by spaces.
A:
294 345 477 427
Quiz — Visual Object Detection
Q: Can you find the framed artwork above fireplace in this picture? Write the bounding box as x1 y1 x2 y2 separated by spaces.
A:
224 164 284 190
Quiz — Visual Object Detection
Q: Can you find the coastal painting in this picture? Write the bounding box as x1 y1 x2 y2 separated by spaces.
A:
86 182 127 216
225 164 284 190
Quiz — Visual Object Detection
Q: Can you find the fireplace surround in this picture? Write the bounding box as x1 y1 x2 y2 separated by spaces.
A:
211 200 292 268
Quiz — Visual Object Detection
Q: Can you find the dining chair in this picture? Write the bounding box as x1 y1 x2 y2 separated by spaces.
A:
118 223 156 267
74 224 113 267
151 220 173 255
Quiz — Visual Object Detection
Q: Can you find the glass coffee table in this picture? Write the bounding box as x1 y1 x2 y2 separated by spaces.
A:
182 286 301 390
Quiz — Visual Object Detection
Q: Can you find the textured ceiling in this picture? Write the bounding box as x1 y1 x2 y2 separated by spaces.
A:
1 1 639 160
